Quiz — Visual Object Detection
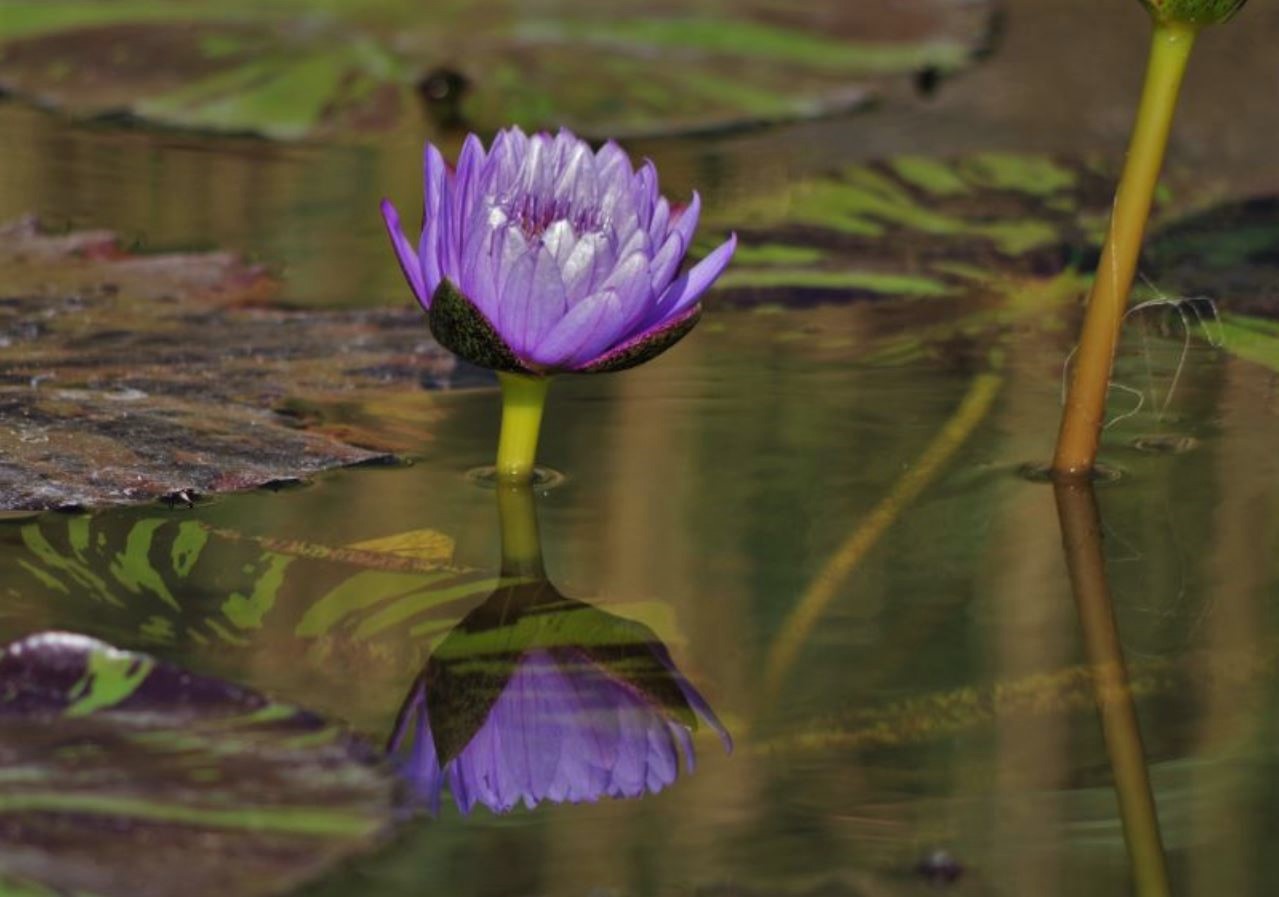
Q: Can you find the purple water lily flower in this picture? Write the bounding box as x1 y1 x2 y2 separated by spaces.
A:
388 584 732 815
381 127 736 374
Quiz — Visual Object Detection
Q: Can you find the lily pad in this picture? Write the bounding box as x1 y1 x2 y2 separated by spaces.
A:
0 216 456 510
0 630 399 897
1141 195 1279 372
0 0 997 139
1143 195 1279 319
705 154 1117 308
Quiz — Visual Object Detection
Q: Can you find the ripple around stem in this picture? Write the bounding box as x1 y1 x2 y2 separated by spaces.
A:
464 466 567 491
1015 461 1125 485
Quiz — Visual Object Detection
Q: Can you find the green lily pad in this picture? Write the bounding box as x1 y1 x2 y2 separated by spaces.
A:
0 630 399 897
706 153 1117 308
1143 195 1279 319
0 0 997 139
1141 195 1279 372
0 216 457 511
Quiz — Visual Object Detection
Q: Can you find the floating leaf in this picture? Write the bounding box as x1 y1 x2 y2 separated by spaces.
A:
0 216 457 510
1143 195 1279 318
706 154 1117 309
0 631 399 897
0 0 996 139
1142 195 1279 370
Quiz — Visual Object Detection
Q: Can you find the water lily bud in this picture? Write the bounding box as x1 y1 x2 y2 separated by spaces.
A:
1140 0 1247 25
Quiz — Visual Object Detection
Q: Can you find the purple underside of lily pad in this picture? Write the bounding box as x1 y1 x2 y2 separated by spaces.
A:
0 630 401 897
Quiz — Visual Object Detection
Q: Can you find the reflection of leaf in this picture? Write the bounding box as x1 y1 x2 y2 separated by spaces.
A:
0 631 398 897
0 217 454 511
0 0 996 139
348 529 455 562
8 514 493 652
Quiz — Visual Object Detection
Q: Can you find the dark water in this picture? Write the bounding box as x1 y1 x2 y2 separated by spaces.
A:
4 1 1279 895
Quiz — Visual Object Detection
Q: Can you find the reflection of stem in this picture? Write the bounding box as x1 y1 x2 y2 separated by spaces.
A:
764 373 1002 698
496 481 545 579
1054 481 1171 897
496 373 551 482
1053 22 1197 477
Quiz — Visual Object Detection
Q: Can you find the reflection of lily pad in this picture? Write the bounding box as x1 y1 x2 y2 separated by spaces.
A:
707 154 1117 307
0 217 456 510
0 631 398 897
0 0 996 139
0 512 686 734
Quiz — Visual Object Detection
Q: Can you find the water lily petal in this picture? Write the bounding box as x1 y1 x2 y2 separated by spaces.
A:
451 134 486 272
648 196 671 248
422 142 449 290
530 287 625 369
648 230 687 295
560 232 612 305
593 251 653 341
651 233 737 324
503 243 569 358
669 192 702 259
379 199 427 307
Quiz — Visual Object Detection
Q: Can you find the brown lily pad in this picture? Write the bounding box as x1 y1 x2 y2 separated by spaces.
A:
0 216 454 511
0 0 997 139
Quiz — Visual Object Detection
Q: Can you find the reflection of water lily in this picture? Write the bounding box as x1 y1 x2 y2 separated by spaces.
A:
390 583 731 815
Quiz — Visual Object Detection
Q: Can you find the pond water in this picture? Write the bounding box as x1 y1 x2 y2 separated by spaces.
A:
3 1 1279 895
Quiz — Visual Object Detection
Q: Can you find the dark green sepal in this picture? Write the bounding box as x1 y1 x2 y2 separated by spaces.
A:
578 305 702 373
428 279 532 374
1140 0 1247 24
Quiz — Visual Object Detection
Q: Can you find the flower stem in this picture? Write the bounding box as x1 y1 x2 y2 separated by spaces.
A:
496 481 545 579
1053 21 1197 478
495 373 550 483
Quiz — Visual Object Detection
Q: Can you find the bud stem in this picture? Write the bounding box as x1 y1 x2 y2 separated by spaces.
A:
1052 21 1197 478
496 372 551 483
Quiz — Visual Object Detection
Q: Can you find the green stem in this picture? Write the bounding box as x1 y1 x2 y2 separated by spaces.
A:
496 373 551 483
1053 21 1197 477
496 481 545 579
